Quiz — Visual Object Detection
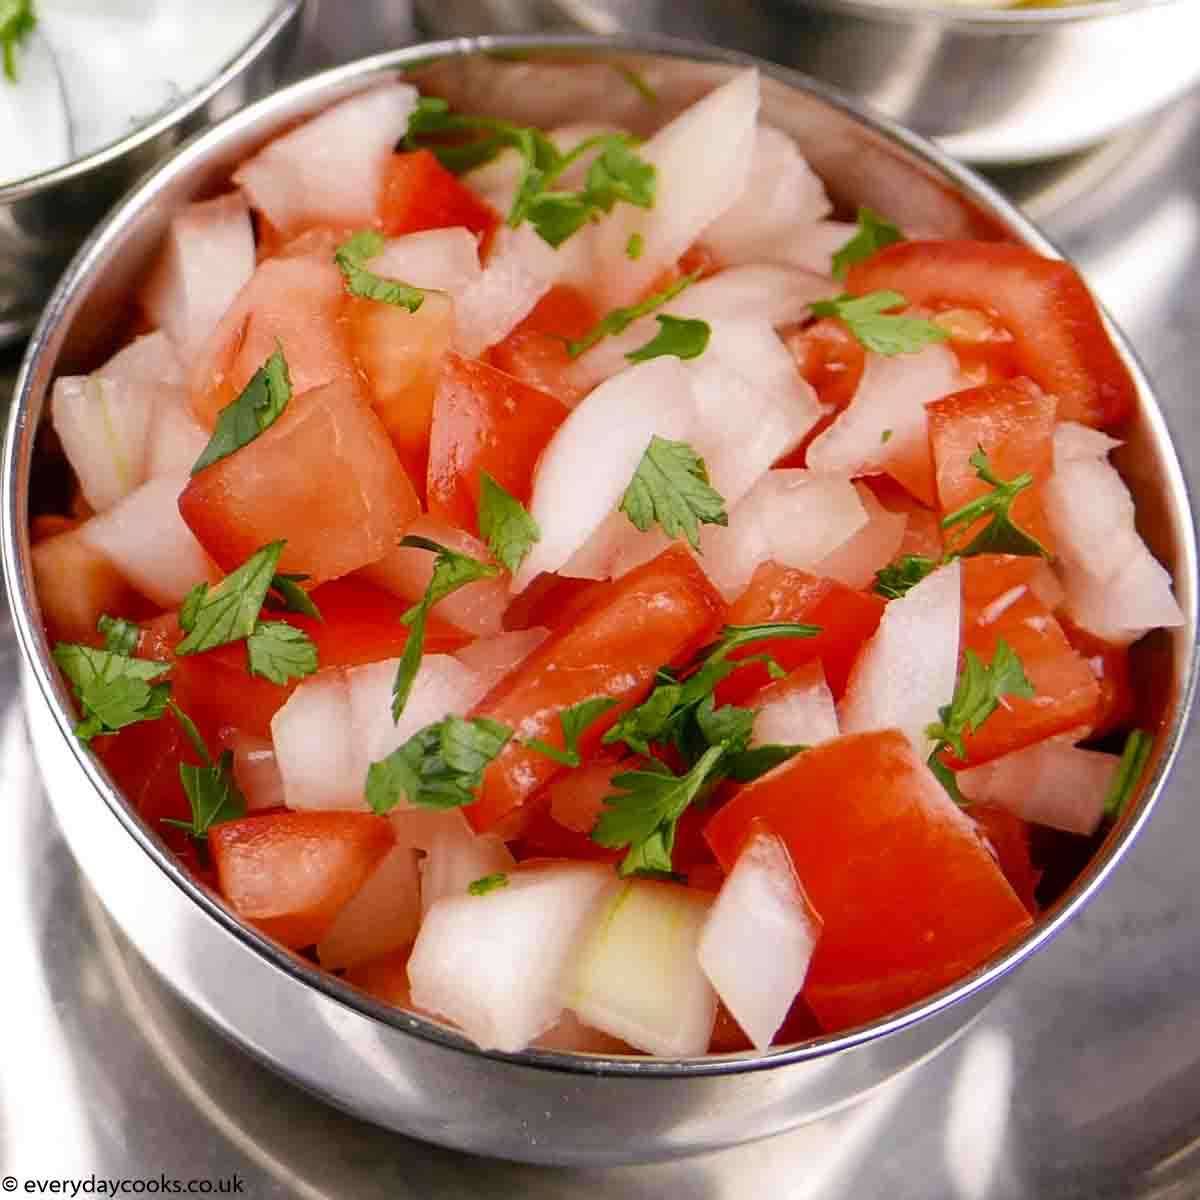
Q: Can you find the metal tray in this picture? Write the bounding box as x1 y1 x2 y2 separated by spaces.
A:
2 2 1198 1193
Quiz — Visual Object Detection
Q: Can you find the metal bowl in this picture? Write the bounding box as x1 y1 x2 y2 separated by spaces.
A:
0 0 307 349
3 34 1196 1167
412 0 1200 164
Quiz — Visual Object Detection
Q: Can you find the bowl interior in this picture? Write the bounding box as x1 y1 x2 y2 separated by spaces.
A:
4 34 1196 1077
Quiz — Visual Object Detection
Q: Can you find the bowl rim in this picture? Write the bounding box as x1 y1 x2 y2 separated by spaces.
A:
0 0 304 202
783 0 1186 31
3 30 1197 1080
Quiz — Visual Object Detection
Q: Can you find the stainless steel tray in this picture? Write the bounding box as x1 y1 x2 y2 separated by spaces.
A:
2 2 1198 1193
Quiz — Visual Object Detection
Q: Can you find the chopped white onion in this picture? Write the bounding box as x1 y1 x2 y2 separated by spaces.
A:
270 672 362 812
454 628 550 694
95 331 183 387
420 818 516 916
752 661 839 749
813 483 908 590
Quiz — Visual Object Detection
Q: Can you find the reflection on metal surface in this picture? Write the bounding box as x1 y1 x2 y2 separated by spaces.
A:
944 1027 1013 1200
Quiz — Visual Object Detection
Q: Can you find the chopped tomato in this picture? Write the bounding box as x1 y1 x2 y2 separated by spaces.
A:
513 802 622 865
189 253 354 429
704 730 1033 1032
647 243 721 296
864 476 943 562
426 352 569 534
210 811 395 949
502 572 614 633
466 546 723 832
179 378 421 583
971 804 1041 916
380 149 499 244
783 317 865 415
488 285 597 406
847 241 1137 428
140 578 467 740
717 563 886 704
949 556 1101 767
932 306 1022 385
343 289 454 492
343 946 415 1007
1058 615 1136 739
32 527 141 645
928 377 1056 555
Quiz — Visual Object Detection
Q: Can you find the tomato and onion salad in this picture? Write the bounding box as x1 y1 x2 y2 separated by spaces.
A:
31 68 1181 1058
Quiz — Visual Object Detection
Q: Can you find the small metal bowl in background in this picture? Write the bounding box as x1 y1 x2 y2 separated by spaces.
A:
0 0 307 349
3 34 1196 1166
413 0 1200 163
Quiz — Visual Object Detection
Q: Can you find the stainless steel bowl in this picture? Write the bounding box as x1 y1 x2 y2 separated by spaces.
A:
3 34 1196 1167
0 0 307 348
412 0 1200 163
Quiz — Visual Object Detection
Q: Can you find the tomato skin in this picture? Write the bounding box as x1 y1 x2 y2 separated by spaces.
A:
381 150 499 244
466 546 723 832
948 556 1101 767
488 285 597 406
179 378 421 582
211 811 395 949
846 240 1137 428
971 805 1041 916
864 476 943 562
717 564 886 704
426 352 569 534
928 377 1056 556
784 317 865 415
1057 615 1136 740
704 730 1033 1032
502 572 610 632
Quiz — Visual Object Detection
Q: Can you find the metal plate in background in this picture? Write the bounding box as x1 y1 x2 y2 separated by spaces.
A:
3 2 1199 1194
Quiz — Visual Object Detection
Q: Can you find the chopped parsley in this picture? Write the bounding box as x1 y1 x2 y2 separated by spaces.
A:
831 206 905 281
334 230 427 312
176 542 284 656
468 872 510 896
477 471 540 574
52 642 171 743
873 554 939 600
619 435 728 550
522 696 618 768
941 447 1053 559
161 703 245 839
1103 729 1153 820
563 269 701 358
625 232 644 260
809 290 948 357
191 346 292 474
626 315 711 364
246 621 319 686
1 0 35 84
97 613 139 656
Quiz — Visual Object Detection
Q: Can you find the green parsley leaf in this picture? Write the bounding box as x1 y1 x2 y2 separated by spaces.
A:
191 347 292 474
583 139 656 214
175 542 285 656
1103 729 1153 820
522 696 619 767
625 314 711 364
392 537 500 720
723 743 807 783
168 700 209 763
565 269 700 359
881 428 893 444
334 229 427 312
593 744 725 877
246 621 318 686
98 613 139 656
365 715 513 814
52 643 171 743
266 574 322 621
873 554 939 600
809 290 948 357
468 872 510 896
941 447 1053 559
831 206 905 281
927 753 968 805
614 64 658 104
619 435 728 549
1 0 35 84
478 471 540 573
161 708 245 839
602 680 682 758
625 232 644 261
926 639 1034 761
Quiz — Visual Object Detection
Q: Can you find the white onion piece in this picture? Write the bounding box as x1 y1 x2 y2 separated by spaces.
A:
769 219 857 275
145 387 210 478
408 863 616 1053
316 845 422 971
566 266 837 394
77 473 219 607
697 832 821 1051
590 70 759 310
271 672 362 812
367 228 483 300
360 517 508 637
839 558 962 759
221 730 286 812
959 737 1119 835
814 483 908 590
346 654 488 776
95 331 183 386
1052 420 1123 466
806 344 968 482
1043 439 1184 645
233 82 418 234
548 759 627 834
51 375 154 512
563 879 716 1058
454 627 550 693
515 356 695 590
420 819 516 916
141 192 255 365
752 661 839 749
701 470 869 602
700 125 832 267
